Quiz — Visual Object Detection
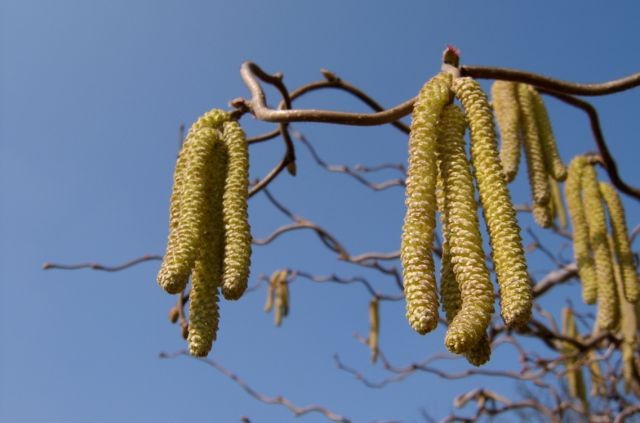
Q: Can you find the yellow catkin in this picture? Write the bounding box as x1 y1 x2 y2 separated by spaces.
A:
401 72 452 335
491 81 521 182
368 298 380 363
157 109 229 294
613 243 638 393
587 350 606 397
187 128 227 357
561 307 587 406
528 86 567 181
582 165 618 330
600 182 638 303
440 230 491 366
436 104 494 354
550 177 568 229
532 202 553 229
565 157 597 304
452 77 531 328
220 121 252 300
517 84 550 206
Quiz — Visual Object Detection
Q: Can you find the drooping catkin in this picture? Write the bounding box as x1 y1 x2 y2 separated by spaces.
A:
600 182 638 303
401 72 452 335
436 104 494 354
440 226 491 366
491 81 521 182
187 128 227 357
587 349 606 397
550 177 568 229
582 165 618 330
452 77 531 328
368 298 380 363
613 254 638 393
517 84 550 206
532 203 553 229
561 307 587 405
157 109 230 294
565 156 597 304
220 121 252 300
529 86 566 181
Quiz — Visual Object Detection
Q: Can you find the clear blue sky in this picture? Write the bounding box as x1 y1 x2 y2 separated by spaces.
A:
2 1 640 422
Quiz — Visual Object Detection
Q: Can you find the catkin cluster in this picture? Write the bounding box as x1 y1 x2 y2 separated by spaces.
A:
565 156 639 331
157 109 252 357
491 82 567 228
264 269 290 327
401 70 532 366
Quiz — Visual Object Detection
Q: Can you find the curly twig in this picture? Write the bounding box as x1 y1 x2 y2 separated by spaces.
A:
42 254 162 271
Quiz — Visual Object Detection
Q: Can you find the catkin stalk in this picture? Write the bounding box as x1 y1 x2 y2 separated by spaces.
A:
565 156 598 304
453 77 531 328
582 165 618 330
437 104 494 354
221 121 252 300
401 72 452 334
491 81 521 182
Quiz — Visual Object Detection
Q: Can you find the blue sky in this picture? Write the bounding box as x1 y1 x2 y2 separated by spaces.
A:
2 1 640 422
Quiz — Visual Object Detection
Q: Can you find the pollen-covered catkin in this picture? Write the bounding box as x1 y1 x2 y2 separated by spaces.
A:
582 165 618 330
529 86 566 181
220 121 252 300
436 104 494 354
561 307 587 405
517 84 550 206
600 182 638 303
613 255 638 393
532 203 553 229
491 81 521 182
157 109 230 294
186 128 227 357
368 298 380 363
401 72 452 335
550 177 568 229
565 156 597 304
452 77 532 328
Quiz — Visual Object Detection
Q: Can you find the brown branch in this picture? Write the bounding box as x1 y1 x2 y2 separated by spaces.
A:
159 350 353 423
42 254 162 272
461 65 640 96
538 89 640 200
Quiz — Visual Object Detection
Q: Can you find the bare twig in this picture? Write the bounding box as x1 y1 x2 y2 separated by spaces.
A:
42 254 162 272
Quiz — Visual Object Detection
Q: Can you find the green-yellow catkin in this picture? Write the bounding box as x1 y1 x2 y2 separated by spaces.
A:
613 244 639 393
452 77 532 328
157 109 229 294
582 165 618 330
368 298 380 363
600 182 639 303
517 84 550 206
401 72 452 335
436 104 494 354
187 129 227 357
491 81 521 182
587 350 606 397
550 177 568 229
532 203 553 229
440 234 491 366
529 86 567 181
561 307 587 406
220 121 252 300
264 276 276 312
565 157 597 304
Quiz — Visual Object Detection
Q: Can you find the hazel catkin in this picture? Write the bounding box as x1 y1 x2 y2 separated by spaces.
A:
220 121 252 300
565 156 598 304
368 298 380 363
452 77 531 328
600 182 638 303
581 165 618 330
401 72 452 335
436 104 494 355
529 87 566 181
491 81 521 182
